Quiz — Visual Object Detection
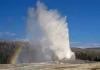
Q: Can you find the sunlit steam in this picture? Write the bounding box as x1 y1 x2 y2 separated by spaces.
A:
17 1 75 63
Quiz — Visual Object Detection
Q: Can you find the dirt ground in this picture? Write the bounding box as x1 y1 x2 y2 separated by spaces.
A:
0 61 100 70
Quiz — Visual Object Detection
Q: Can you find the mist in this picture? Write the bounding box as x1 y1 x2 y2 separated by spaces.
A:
17 1 75 63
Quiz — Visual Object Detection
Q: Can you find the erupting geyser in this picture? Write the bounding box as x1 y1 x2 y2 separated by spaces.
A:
17 1 75 63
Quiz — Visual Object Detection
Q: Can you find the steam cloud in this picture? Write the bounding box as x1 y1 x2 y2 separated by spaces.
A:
17 1 75 63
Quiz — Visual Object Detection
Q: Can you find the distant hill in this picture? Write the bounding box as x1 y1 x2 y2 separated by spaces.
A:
0 40 100 64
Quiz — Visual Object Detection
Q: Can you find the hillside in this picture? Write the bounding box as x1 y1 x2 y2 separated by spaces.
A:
0 40 100 64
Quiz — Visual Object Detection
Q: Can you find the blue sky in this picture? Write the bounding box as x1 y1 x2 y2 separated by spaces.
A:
0 0 100 47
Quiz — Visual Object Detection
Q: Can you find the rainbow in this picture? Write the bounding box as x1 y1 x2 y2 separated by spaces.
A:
9 42 23 64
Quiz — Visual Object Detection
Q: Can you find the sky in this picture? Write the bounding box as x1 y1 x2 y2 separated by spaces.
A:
0 0 100 48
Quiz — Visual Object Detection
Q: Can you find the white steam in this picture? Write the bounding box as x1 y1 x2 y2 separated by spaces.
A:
18 1 75 63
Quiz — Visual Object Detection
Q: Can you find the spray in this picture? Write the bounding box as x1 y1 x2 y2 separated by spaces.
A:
17 1 75 63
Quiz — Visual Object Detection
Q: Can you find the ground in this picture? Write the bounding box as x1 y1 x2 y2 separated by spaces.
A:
0 62 100 70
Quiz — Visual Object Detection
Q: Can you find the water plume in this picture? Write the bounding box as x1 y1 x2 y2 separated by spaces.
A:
17 1 75 63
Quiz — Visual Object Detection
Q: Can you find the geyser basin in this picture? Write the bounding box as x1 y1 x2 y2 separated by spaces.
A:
17 1 75 63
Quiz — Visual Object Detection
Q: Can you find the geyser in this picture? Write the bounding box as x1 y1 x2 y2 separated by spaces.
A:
17 1 75 63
